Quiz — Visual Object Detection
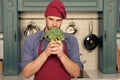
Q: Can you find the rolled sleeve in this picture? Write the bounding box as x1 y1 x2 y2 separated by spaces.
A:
65 34 83 70
20 37 35 69
20 31 44 69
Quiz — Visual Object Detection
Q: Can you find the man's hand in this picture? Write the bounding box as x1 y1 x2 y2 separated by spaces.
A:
44 41 64 57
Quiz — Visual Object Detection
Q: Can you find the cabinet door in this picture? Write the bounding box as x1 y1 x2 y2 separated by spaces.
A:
18 0 103 12
3 0 20 75
98 0 118 73
117 0 120 31
0 0 3 32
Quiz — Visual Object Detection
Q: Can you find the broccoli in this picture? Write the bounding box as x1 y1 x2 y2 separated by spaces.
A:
45 27 65 42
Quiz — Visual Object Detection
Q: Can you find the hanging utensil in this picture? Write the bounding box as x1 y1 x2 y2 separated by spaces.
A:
24 21 40 36
84 20 98 50
66 21 77 34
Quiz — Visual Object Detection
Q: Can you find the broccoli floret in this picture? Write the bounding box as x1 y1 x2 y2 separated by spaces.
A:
45 27 65 42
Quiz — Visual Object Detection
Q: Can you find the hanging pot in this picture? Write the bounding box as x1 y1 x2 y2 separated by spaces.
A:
24 21 40 36
84 20 98 50
66 21 77 34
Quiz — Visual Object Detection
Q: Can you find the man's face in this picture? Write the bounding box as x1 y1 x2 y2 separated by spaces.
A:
45 16 63 31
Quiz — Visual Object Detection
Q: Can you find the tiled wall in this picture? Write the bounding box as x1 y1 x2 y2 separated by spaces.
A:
19 12 98 70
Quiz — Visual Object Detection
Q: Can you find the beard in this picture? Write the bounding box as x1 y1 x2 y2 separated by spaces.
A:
46 25 59 30
45 22 61 32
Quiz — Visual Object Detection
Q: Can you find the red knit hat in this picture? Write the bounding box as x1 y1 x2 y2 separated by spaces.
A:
44 0 66 19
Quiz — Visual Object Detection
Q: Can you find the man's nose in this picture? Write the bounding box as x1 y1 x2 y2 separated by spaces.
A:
53 21 57 27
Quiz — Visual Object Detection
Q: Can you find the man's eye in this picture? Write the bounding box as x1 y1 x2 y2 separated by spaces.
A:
49 18 53 20
57 19 62 22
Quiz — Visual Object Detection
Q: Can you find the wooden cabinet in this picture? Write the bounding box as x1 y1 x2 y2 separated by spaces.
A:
98 0 118 73
3 0 20 75
0 0 3 32
118 0 120 31
18 0 103 11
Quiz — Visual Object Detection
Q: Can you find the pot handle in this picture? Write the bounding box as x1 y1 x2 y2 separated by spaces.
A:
89 19 93 34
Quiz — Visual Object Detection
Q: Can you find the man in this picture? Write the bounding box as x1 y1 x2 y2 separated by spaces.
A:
20 0 83 80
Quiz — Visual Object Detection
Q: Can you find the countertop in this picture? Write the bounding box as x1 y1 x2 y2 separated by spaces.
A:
72 70 120 80
0 70 120 80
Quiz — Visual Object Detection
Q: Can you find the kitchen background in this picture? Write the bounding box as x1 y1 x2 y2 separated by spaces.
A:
0 11 120 71
0 1 119 80
19 12 98 70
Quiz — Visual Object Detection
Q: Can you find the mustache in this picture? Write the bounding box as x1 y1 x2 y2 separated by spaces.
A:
47 26 60 30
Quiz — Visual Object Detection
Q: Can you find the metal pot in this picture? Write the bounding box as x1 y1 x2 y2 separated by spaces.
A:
84 20 98 50
24 21 40 36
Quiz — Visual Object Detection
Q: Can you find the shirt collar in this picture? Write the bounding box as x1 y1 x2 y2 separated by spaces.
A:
40 30 45 40
40 30 50 50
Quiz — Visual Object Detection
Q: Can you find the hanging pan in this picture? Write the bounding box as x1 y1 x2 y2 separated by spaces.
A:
24 21 40 36
84 20 98 50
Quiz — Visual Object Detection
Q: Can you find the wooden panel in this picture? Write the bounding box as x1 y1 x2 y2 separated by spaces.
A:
0 0 3 32
98 0 117 73
18 0 103 12
3 0 20 75
117 0 120 31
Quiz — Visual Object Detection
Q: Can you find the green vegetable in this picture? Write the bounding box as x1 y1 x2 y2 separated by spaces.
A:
45 27 65 42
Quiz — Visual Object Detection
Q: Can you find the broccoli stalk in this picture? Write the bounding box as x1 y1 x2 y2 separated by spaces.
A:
45 27 65 42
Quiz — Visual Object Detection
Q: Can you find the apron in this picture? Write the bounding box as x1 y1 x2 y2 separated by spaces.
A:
34 40 71 80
